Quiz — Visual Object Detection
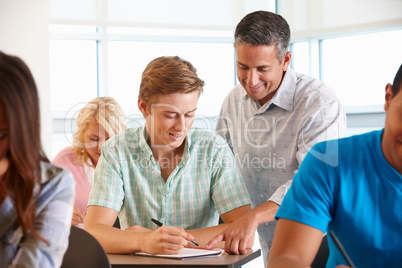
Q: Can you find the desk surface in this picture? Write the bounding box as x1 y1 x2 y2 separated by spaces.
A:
108 248 261 268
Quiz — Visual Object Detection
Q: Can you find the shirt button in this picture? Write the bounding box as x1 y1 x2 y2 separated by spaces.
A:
265 223 269 226
256 168 261 172
255 139 259 144
259 194 264 199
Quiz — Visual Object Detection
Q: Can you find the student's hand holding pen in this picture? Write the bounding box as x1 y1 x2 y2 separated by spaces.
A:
138 225 195 255
71 206 86 226
151 218 199 246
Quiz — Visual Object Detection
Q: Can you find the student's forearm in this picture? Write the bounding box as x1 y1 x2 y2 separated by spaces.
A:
85 223 144 254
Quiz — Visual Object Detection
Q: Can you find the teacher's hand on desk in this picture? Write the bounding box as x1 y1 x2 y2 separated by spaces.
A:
205 211 257 255
206 201 278 254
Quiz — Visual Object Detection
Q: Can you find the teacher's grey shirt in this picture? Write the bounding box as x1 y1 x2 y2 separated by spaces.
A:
215 68 347 263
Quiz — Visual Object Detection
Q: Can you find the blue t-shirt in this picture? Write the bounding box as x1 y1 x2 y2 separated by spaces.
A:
276 130 402 267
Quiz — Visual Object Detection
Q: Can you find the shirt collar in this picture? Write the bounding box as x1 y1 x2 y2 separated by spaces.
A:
272 68 297 113
139 125 153 160
139 125 191 166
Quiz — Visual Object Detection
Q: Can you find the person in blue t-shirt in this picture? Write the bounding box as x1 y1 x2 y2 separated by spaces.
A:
268 64 402 268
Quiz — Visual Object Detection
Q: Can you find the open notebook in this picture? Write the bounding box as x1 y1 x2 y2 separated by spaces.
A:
134 247 224 260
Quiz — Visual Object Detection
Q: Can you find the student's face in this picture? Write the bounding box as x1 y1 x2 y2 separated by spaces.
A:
235 44 291 106
140 91 198 150
83 122 110 166
0 103 9 176
382 84 402 175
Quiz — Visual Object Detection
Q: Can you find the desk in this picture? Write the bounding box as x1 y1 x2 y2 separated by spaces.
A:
108 248 261 268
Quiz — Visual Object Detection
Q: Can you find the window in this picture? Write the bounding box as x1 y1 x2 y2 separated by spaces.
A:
49 1 275 116
107 40 235 117
49 39 98 112
49 0 275 165
290 42 310 75
291 29 402 110
321 29 402 109
281 0 402 114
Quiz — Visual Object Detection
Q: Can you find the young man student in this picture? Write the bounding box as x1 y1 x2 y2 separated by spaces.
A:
268 64 402 267
84 56 252 254
206 10 347 263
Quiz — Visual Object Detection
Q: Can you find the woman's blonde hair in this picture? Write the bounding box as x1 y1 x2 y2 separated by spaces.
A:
72 96 126 166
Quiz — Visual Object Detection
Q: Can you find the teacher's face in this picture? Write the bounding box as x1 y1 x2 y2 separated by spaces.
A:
235 44 291 106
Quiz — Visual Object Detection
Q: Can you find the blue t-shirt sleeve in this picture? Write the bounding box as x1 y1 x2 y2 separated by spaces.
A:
276 141 338 233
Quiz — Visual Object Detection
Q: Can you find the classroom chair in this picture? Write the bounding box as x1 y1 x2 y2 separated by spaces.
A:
311 235 329 268
113 216 120 229
61 226 111 268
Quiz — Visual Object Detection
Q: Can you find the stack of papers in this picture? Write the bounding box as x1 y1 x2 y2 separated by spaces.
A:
134 247 224 260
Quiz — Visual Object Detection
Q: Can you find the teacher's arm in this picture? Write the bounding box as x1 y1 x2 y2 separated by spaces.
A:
186 204 252 250
206 200 278 254
84 205 194 255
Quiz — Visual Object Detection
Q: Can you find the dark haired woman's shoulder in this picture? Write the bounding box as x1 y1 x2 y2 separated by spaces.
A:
34 162 75 231
39 161 75 191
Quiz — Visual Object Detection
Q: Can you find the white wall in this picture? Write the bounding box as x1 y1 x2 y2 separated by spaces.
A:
279 0 402 40
0 0 52 156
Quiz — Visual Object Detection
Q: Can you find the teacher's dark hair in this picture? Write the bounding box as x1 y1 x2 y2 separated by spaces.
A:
235 10 291 62
0 51 49 243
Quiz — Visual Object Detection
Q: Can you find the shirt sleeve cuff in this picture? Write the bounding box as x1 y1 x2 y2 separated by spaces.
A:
268 180 292 206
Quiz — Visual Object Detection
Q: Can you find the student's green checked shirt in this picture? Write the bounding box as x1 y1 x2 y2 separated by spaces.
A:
88 126 251 230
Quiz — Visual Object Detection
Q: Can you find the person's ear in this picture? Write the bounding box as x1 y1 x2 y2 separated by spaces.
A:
281 51 292 71
138 99 149 117
384 83 394 112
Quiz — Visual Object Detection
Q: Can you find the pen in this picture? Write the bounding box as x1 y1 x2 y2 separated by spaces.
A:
74 206 84 223
151 218 199 247
329 231 355 268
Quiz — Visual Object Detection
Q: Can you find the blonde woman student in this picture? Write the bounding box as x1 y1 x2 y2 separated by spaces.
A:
53 96 126 226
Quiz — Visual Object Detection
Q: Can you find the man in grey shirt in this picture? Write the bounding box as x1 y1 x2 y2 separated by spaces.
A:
206 11 347 265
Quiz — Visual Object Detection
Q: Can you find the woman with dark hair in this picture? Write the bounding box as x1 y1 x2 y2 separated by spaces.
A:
0 51 75 267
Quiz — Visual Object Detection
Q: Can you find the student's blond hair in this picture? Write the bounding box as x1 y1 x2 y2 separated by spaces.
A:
72 96 126 167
